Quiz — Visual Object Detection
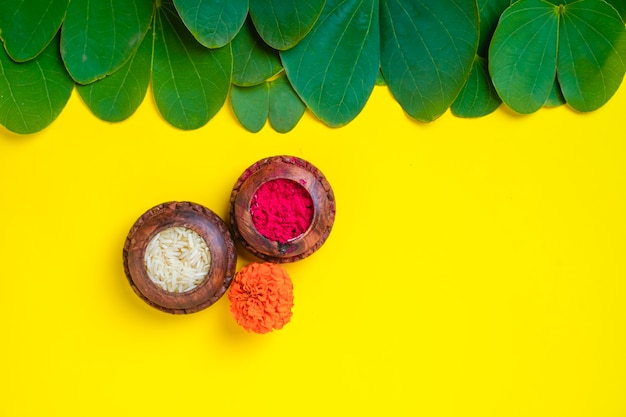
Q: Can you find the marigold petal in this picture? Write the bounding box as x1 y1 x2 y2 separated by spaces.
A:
228 262 294 334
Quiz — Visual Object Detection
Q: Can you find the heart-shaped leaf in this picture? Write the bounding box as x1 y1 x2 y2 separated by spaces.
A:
557 0 626 112
269 75 305 133
452 57 501 117
281 0 379 127
489 0 558 114
231 76 305 132
152 1 232 130
61 0 153 84
0 0 69 62
77 31 152 122
231 83 269 132
249 0 325 50
380 0 479 122
490 0 626 114
0 33 73 134
232 18 283 87
173 0 248 48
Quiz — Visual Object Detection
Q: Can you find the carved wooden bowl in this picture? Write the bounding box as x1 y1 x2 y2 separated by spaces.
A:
229 155 336 263
123 201 237 314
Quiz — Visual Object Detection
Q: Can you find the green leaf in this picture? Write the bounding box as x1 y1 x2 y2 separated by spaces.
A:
375 69 386 86
231 83 269 132
557 0 626 112
0 0 69 62
61 0 153 84
281 0 379 127
152 1 232 130
477 0 512 57
490 0 626 114
380 0 479 122
173 0 248 48
230 75 304 133
452 57 501 117
544 77 566 107
232 18 283 87
489 0 558 114
76 31 152 123
249 0 325 50
452 0 508 118
605 0 626 20
268 75 306 133
0 34 73 134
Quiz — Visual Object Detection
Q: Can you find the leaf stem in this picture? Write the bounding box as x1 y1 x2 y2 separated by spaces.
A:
556 4 565 16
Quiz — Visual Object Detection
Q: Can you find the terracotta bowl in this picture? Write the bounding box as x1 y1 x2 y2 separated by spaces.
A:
229 155 336 263
123 201 237 314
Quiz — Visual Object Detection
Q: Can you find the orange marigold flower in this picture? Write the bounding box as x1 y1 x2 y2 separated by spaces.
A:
228 262 294 334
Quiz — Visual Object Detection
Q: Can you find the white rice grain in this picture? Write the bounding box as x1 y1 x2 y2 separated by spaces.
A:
144 226 211 293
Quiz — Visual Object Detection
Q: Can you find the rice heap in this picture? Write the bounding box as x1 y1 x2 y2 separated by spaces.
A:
144 226 211 293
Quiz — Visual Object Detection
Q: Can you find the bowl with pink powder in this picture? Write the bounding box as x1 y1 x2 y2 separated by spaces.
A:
229 155 336 263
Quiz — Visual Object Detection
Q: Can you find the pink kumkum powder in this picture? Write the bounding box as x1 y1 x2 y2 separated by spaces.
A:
250 179 314 244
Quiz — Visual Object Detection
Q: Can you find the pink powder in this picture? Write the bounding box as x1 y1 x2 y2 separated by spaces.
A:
250 179 314 244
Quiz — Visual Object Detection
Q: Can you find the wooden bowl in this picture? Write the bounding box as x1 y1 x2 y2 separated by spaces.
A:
123 201 237 314
229 156 336 263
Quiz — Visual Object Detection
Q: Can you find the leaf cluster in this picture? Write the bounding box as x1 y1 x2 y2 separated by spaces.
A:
0 0 625 134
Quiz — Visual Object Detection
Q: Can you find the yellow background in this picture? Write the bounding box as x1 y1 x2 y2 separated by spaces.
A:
1 85 625 417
